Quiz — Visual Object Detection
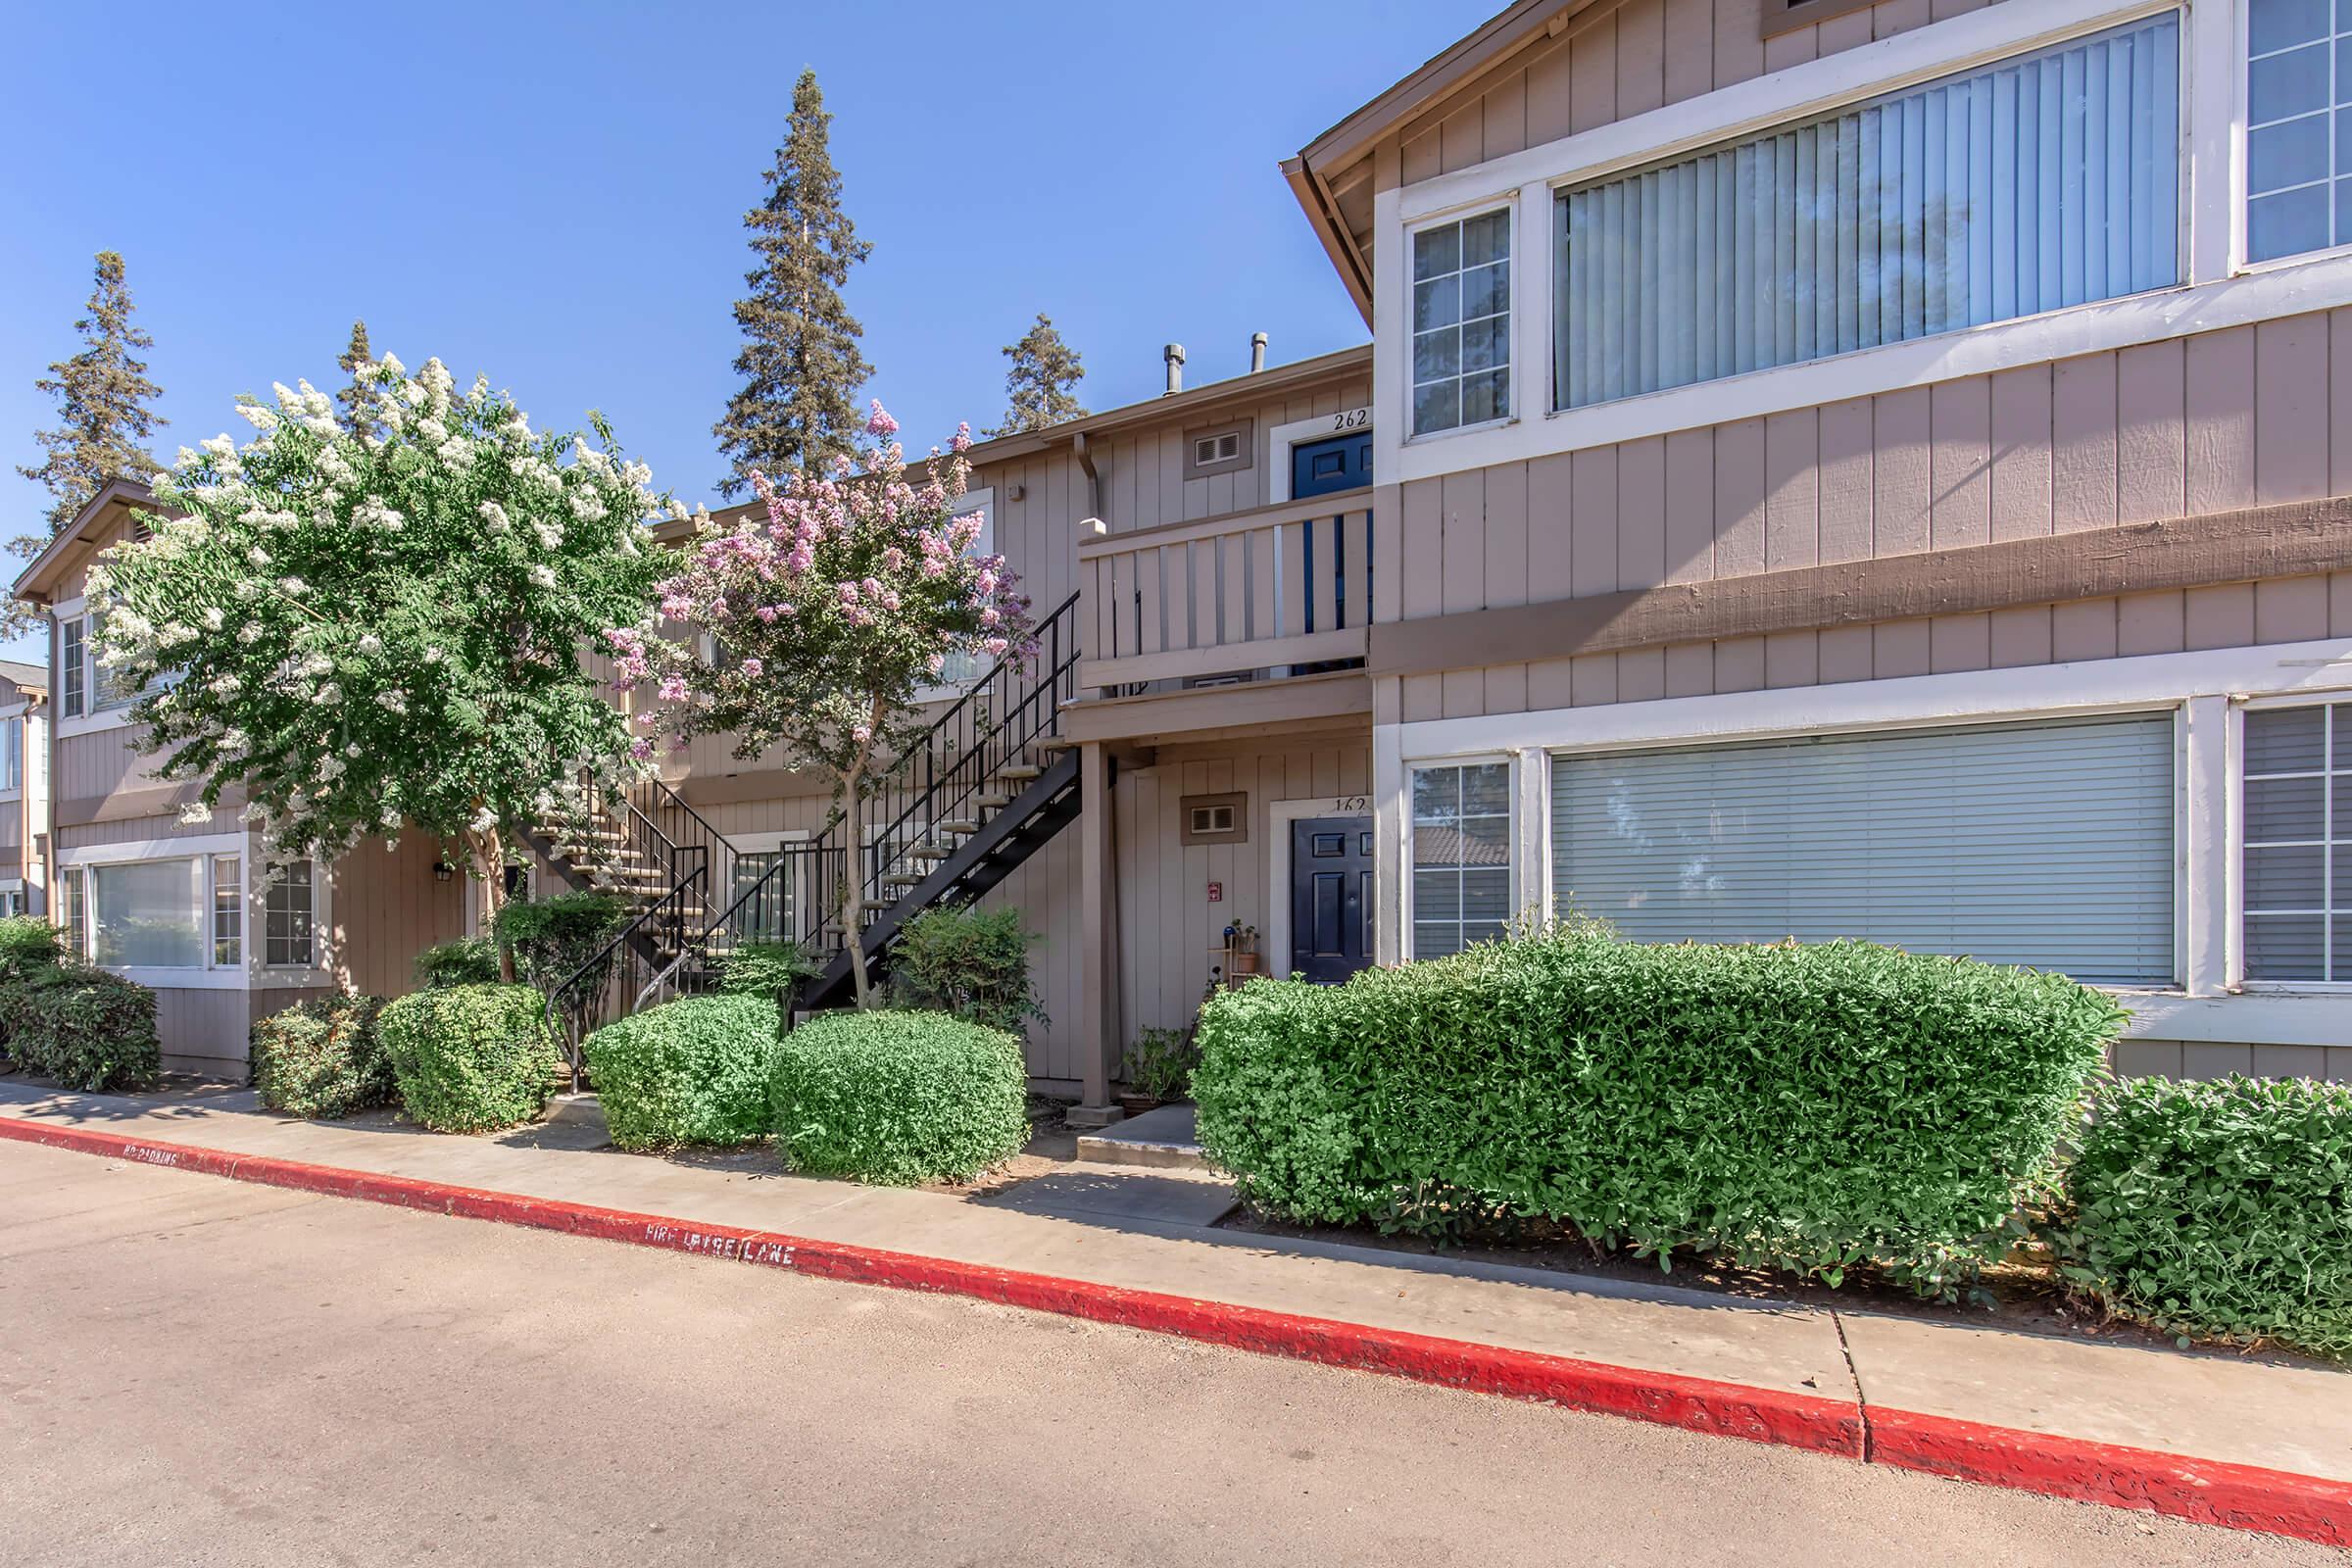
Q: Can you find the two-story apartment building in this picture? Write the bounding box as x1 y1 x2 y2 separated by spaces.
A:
17 0 2350 1102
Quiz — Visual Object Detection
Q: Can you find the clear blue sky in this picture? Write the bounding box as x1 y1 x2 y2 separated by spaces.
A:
0 2 1498 659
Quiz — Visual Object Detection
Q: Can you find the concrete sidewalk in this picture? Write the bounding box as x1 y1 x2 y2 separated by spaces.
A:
2 1077 2345 1543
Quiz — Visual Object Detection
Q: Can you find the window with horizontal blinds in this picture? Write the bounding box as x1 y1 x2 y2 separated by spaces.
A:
1549 714 2177 984
1551 12 2181 412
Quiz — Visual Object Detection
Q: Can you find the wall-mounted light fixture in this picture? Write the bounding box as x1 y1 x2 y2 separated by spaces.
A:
431 859 455 882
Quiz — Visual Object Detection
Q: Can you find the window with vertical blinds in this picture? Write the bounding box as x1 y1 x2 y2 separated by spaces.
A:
1549 715 2177 985
1551 12 2181 412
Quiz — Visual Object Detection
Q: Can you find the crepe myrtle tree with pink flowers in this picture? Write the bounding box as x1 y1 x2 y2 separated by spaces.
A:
88 357 672 978
607 401 1032 1007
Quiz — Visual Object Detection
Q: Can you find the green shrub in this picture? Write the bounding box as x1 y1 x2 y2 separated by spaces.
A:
378 983 565 1133
0 914 65 978
887 902 1045 1037
250 995 392 1119
768 1009 1027 1185
2052 1075 2352 1360
584 994 779 1151
494 891 630 993
715 940 819 1001
7 963 162 1093
1193 929 2121 1295
415 937 501 988
1121 1024 1197 1101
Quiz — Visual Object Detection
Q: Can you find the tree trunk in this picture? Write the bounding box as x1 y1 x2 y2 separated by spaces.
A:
833 693 890 1010
467 823 516 982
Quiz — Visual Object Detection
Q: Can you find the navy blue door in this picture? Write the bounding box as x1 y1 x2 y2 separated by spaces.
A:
1290 816 1374 984
1291 431 1372 500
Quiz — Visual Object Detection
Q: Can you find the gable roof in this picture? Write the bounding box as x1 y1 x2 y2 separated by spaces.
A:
12 477 165 609
1285 1 1615 322
0 659 46 694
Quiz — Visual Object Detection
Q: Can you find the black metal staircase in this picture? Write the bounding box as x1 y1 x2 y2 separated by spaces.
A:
547 590 1087 1041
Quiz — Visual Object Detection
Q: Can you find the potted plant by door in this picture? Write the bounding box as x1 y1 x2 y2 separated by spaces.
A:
1224 922 1261 977
1118 1025 1197 1117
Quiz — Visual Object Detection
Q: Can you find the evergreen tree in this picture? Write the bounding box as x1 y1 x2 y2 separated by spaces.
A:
9 251 167 635
334 318 375 432
713 70 872 496
985 314 1089 438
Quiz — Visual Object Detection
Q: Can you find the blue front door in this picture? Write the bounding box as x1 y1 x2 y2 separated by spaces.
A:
1290 816 1374 984
1291 431 1372 500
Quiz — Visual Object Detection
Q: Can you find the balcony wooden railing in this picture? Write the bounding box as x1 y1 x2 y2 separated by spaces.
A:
1076 494 1371 691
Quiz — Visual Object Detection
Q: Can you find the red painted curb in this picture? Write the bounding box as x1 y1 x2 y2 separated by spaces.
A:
6 1112 2346 1547
1869 1406 2352 1549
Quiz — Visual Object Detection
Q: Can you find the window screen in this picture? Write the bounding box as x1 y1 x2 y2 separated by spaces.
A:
2241 702 2348 981
1550 714 2176 984
1412 761 1512 957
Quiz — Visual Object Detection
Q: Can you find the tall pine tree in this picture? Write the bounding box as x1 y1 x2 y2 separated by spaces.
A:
713 70 872 495
985 314 1089 437
334 318 375 432
10 251 167 635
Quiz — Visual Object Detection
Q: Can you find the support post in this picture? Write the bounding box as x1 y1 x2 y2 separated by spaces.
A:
1069 740 1124 1127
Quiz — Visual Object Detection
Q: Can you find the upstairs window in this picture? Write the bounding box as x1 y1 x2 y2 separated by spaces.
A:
2246 0 2352 261
1411 209 1511 435
60 616 84 718
0 717 21 794
1552 13 2181 411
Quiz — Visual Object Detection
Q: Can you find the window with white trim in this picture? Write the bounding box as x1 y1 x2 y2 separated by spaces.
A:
265 858 316 967
59 853 249 972
1410 760 1512 957
2246 0 2352 263
2241 702 2347 982
1552 12 2181 411
213 855 242 967
0 717 21 794
1548 714 2177 985
60 616 84 718
1411 209 1511 435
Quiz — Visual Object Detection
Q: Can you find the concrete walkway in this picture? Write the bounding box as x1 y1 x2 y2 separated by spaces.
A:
2 1077 2345 1538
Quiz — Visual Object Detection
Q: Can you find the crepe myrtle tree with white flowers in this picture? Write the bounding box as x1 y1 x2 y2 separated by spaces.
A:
607 401 1032 1007
88 357 671 979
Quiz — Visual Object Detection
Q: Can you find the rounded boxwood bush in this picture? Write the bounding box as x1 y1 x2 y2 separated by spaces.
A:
768 1009 1027 1186
251 995 391 1119
584 993 779 1151
379 983 564 1133
1194 928 2122 1295
2053 1074 2352 1361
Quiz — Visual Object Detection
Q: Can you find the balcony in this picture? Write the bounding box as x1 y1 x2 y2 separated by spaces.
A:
1065 493 1374 742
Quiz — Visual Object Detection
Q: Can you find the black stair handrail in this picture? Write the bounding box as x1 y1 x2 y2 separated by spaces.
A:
680 591 1083 980
544 862 708 1084
859 591 1082 914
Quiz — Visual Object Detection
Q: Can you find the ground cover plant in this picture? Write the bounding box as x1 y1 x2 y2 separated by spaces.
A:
767 1008 1026 1185
2050 1074 2352 1361
250 995 392 1119
584 993 780 1151
1192 927 2122 1297
379 983 565 1133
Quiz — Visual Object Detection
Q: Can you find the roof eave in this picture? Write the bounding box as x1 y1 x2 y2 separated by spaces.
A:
11 477 161 608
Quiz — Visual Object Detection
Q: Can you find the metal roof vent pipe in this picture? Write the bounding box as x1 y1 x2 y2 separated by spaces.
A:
1250 332 1268 373
1163 343 1185 395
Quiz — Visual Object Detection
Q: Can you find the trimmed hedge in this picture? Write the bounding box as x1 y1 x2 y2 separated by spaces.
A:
2053 1075 2352 1361
415 937 501 988
768 1009 1027 1186
584 994 779 1151
6 963 161 1093
1193 930 2122 1294
379 983 564 1133
0 913 65 978
251 995 392 1119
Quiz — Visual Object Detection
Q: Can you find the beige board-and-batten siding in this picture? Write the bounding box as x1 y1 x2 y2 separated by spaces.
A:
1389 0 1983 200
330 832 469 1001
1376 312 2352 718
